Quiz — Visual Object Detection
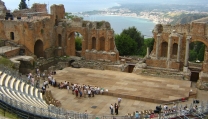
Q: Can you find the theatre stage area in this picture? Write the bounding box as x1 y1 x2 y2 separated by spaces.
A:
53 67 193 103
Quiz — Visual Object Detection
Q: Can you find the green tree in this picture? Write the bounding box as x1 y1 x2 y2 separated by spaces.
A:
19 0 28 10
138 38 155 56
198 44 205 61
189 50 197 61
115 34 137 56
121 26 144 53
189 41 205 61
75 36 82 51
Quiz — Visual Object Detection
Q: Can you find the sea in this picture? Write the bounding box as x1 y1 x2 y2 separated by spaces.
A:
83 15 156 38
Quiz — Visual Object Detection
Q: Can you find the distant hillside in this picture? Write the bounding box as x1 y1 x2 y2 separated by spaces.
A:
170 14 208 25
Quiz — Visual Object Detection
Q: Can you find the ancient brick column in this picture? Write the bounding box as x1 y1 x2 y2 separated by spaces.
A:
167 36 172 61
156 34 161 59
177 36 182 62
183 36 191 72
146 47 150 58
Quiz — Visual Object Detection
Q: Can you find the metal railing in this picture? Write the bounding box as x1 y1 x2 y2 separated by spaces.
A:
160 100 208 119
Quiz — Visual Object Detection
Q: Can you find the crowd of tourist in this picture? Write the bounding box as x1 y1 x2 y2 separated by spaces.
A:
60 82 105 98
26 68 57 95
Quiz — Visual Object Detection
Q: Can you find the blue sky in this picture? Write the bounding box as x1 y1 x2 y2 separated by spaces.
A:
4 0 122 12
4 0 208 12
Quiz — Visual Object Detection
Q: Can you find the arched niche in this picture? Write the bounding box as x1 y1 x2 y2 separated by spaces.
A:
109 38 114 51
92 37 96 49
58 34 62 47
172 43 178 55
34 40 44 58
10 32 14 40
161 42 168 57
99 37 105 51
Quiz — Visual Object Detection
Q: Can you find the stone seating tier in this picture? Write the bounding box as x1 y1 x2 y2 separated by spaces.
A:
0 72 48 108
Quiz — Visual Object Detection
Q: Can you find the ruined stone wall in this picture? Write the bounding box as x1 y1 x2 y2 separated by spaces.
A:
0 20 23 41
0 17 53 56
31 3 47 13
191 22 206 36
13 3 48 17
146 59 167 68
149 20 208 73
0 3 119 62
85 51 118 62
50 4 65 21
13 9 34 17
162 24 191 34
4 48 19 58
205 24 208 36
55 19 119 62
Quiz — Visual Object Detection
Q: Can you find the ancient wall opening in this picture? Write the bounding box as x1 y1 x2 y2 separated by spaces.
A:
128 65 135 73
67 32 84 56
58 34 62 47
172 43 178 55
55 15 58 26
188 41 207 81
100 37 105 51
75 32 82 51
110 38 114 51
10 32 14 40
189 41 206 62
92 37 96 49
161 42 168 57
34 40 44 58
190 71 199 82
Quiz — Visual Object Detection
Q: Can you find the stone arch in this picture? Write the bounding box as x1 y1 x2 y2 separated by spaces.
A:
58 34 62 47
92 37 96 49
189 40 208 62
10 32 14 40
34 40 44 58
99 37 105 51
191 38 208 48
172 43 178 55
161 42 168 57
67 30 85 56
204 46 208 63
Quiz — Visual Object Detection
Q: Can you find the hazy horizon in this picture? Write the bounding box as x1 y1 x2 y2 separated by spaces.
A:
3 0 208 12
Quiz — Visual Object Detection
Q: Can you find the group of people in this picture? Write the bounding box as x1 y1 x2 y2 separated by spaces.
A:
27 73 35 86
110 98 122 115
58 81 69 89
54 79 106 99
69 83 104 98
47 74 56 87
39 69 57 94
110 103 119 115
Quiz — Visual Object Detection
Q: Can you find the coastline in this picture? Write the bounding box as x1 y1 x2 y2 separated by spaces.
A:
84 14 156 37
88 14 159 24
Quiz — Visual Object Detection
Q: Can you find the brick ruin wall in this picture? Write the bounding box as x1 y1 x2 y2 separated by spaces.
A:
13 3 48 17
0 4 119 62
0 18 53 50
147 22 208 72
